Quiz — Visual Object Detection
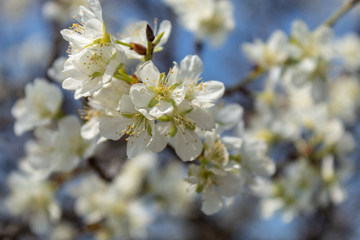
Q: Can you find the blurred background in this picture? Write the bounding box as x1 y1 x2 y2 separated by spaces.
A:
1 0 360 239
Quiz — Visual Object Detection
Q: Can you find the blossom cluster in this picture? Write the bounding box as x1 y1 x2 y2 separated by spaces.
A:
6 0 276 238
5 0 360 238
243 20 360 221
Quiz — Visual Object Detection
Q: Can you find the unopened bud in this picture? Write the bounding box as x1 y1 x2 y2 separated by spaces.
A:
146 24 155 42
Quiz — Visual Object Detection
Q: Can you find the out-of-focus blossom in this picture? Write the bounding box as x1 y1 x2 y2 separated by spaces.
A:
12 78 63 135
257 159 318 222
327 76 360 123
208 102 244 133
80 78 130 140
20 116 95 178
187 121 275 215
47 57 67 83
147 159 196 216
70 152 157 239
284 20 334 101
43 0 89 24
243 30 299 69
163 0 235 46
0 0 32 20
6 172 60 234
50 222 77 240
334 34 360 71
319 156 347 206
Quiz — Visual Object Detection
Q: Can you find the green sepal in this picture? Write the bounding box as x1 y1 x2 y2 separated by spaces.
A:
169 125 177 137
147 123 153 137
195 185 203 193
121 113 135 118
89 71 103 79
157 115 171 122
148 97 159 108
153 32 165 45
84 38 102 48
183 108 193 115
230 154 242 164
170 83 181 89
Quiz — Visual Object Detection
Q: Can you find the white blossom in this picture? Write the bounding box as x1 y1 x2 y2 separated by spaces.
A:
99 95 161 159
319 156 347 206
130 60 184 118
80 78 131 140
62 43 126 99
328 76 360 123
186 131 242 215
179 55 224 108
155 101 216 161
284 20 334 95
243 30 298 69
61 0 106 52
163 0 235 46
6 172 60 234
12 78 63 135
70 152 157 239
335 34 360 71
20 116 95 178
47 57 67 83
258 159 318 222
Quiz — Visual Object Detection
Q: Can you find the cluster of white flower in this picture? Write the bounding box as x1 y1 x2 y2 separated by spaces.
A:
243 18 360 221
186 104 275 214
162 0 235 46
6 0 360 238
7 0 276 236
70 152 194 239
59 0 230 163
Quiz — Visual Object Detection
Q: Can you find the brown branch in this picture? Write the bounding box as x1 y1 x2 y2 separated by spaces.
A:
224 67 264 96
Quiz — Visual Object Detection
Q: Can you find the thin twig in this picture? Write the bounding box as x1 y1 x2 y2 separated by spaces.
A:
323 0 360 27
224 67 264 96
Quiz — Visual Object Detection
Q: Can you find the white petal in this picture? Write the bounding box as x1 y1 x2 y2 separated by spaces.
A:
149 101 174 118
175 129 202 161
157 20 172 47
130 84 155 109
136 61 160 87
180 55 203 83
88 0 103 21
222 136 243 151
62 78 82 90
291 20 309 43
216 172 243 197
120 95 136 113
201 186 223 215
81 118 99 139
195 81 225 105
187 108 215 131
99 117 127 140
147 122 169 153
127 129 151 159
215 103 243 130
